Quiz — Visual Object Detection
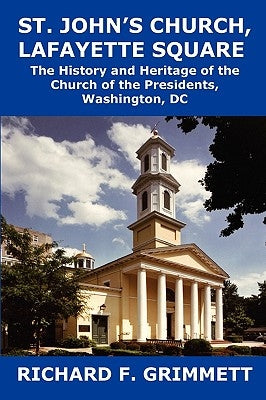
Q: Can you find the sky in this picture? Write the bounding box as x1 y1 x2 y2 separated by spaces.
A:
1 116 265 297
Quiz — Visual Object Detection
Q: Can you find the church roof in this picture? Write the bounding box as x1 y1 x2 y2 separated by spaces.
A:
75 252 94 259
80 243 229 281
74 244 94 260
141 244 229 278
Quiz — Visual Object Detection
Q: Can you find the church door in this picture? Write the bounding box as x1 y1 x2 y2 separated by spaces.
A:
167 313 173 339
92 315 108 344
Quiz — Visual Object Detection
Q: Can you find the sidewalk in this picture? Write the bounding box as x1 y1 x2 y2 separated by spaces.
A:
211 341 266 348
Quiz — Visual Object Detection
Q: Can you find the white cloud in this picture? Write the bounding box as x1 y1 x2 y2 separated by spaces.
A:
113 224 125 231
56 247 81 257
112 237 131 251
232 271 266 297
107 122 150 170
112 237 126 246
2 117 131 226
60 201 126 226
3 118 211 228
171 159 210 225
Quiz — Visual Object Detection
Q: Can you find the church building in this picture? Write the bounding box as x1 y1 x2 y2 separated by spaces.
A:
60 130 229 344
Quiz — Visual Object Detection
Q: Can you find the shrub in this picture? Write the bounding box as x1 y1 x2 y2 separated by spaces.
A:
183 339 212 356
162 345 182 356
251 347 266 356
226 335 243 343
2 348 34 356
46 349 92 356
126 342 141 351
227 345 251 355
212 348 237 356
139 342 157 354
110 341 127 350
58 336 95 348
46 349 71 356
92 347 112 356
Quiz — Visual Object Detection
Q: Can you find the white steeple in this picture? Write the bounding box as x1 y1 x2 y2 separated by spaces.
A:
132 130 180 220
128 130 185 251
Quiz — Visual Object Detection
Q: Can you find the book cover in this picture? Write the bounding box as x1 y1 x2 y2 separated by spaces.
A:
1 1 265 399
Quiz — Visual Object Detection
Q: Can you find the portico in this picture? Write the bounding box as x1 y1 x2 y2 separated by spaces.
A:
130 251 225 342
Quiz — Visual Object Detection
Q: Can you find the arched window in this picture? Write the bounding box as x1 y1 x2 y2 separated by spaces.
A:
142 191 148 211
166 288 175 302
164 190 170 210
144 154 149 172
162 153 167 171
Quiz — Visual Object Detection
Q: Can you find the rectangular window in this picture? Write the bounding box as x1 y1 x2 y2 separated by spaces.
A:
33 235 38 243
78 325 90 332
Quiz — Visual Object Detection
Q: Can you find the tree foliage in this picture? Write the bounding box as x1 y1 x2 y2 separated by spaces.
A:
222 280 253 334
244 281 266 327
166 116 266 236
1 217 85 354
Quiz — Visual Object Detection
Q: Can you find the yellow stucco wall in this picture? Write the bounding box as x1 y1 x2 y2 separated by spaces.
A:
155 220 181 245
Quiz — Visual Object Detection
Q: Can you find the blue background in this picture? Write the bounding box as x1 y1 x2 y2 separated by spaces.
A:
1 0 266 398
2 356 266 400
0 0 266 115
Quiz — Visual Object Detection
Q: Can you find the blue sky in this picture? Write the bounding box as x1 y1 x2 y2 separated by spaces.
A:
2 116 265 296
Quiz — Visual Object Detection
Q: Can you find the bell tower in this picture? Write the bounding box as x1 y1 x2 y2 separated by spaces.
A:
128 130 186 251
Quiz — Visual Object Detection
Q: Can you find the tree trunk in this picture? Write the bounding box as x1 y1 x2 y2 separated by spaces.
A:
35 321 41 355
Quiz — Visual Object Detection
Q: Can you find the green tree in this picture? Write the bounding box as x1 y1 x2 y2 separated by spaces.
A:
224 304 254 335
245 281 266 327
222 280 243 318
166 116 266 236
222 280 253 334
1 217 84 354
257 281 266 326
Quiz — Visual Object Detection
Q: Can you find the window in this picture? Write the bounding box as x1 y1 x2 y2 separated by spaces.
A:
32 235 38 243
86 259 91 269
78 259 84 268
163 190 170 210
166 288 175 302
142 191 148 211
78 325 90 332
162 153 167 171
103 281 110 287
144 154 149 172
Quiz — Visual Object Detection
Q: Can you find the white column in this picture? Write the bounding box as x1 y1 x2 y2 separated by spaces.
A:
215 287 223 340
157 273 167 339
137 268 147 342
175 277 184 340
204 284 212 341
190 281 199 339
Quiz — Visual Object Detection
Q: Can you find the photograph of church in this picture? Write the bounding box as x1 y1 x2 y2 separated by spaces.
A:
61 129 229 344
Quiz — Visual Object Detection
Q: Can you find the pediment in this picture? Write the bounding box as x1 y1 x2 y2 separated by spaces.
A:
141 244 228 278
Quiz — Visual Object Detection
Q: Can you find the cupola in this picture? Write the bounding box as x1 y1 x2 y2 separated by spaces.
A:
74 244 95 270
